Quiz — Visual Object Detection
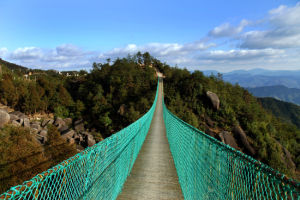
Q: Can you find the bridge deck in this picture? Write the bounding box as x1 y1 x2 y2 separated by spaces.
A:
117 80 184 200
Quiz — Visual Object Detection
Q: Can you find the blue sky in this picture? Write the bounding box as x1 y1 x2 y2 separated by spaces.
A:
0 0 300 71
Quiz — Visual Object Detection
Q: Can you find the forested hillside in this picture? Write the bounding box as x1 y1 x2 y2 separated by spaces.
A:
247 85 300 105
258 97 300 129
0 52 157 193
0 58 29 74
159 66 300 180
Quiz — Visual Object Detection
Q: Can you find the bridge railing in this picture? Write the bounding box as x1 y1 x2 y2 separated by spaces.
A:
0 80 159 200
163 102 299 200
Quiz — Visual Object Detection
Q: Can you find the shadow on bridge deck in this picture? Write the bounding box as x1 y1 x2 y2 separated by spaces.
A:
117 79 184 200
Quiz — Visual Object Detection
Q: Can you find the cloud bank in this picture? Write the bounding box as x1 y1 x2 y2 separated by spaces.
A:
240 3 300 49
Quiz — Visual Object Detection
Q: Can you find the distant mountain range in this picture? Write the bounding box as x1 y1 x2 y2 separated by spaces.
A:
247 85 300 105
203 68 300 89
258 97 300 129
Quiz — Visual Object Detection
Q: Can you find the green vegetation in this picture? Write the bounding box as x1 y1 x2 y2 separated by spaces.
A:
160 66 300 179
0 53 157 137
258 97 300 129
0 125 77 193
0 53 157 193
65 53 157 137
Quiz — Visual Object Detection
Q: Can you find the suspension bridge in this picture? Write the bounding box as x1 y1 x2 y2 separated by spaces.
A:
0 78 299 200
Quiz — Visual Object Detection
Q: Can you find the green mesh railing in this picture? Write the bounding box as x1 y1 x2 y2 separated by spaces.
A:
163 101 300 200
0 80 159 200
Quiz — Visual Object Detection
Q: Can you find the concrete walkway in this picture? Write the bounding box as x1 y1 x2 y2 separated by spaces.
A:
117 79 184 200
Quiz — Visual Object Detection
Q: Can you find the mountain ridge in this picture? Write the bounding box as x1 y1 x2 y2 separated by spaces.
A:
258 97 300 129
247 85 300 105
203 68 300 89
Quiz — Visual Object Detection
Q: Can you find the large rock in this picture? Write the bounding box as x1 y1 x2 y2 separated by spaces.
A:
85 134 96 147
41 119 54 127
118 104 126 116
31 128 39 134
63 118 72 126
35 134 45 144
282 146 296 171
233 125 255 156
23 118 30 128
206 91 220 110
67 138 75 145
54 117 65 129
61 130 75 140
39 130 48 137
217 132 225 143
0 109 10 128
30 122 41 131
220 131 239 149
9 114 19 122
17 118 24 125
58 125 69 133
74 120 85 132
275 140 296 171
36 133 47 144
74 133 84 143
79 132 96 147
10 111 26 119
11 120 21 127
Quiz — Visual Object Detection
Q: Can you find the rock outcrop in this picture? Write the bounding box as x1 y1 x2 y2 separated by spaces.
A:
206 91 220 110
0 108 97 151
63 118 72 126
41 119 54 127
9 114 19 121
220 131 239 149
74 120 85 132
233 125 255 156
80 132 96 147
0 109 10 128
23 118 30 128
275 140 296 171
61 130 75 140
54 117 66 129
118 104 126 116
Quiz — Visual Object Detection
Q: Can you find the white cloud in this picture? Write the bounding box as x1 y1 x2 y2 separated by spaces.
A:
55 44 85 57
199 48 284 61
178 48 298 72
10 47 43 62
7 45 95 70
98 41 215 60
208 19 249 38
269 3 300 27
240 3 300 49
43 44 92 63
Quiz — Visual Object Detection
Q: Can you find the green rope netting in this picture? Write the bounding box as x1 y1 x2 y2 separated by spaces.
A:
0 80 159 200
163 101 300 200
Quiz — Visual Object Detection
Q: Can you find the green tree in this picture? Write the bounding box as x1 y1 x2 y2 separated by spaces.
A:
0 126 50 193
44 125 77 165
0 74 18 107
